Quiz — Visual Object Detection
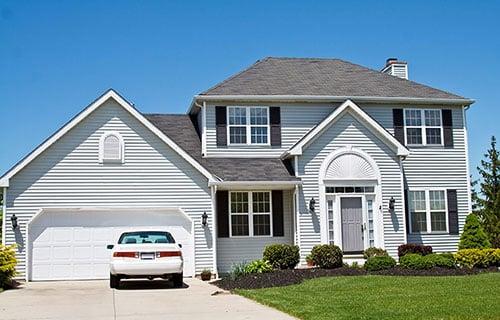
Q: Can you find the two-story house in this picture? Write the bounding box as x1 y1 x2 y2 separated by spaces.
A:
1 57 473 281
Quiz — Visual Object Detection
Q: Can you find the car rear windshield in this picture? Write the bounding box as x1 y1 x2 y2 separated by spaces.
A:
118 231 175 244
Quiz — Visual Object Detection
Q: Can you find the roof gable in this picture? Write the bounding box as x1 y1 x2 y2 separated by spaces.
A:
201 57 469 102
283 100 410 158
0 90 215 187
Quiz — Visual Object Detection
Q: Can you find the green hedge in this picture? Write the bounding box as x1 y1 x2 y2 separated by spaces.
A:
0 245 17 289
364 256 396 271
263 244 300 270
310 244 343 269
363 247 389 259
400 253 456 270
454 248 500 268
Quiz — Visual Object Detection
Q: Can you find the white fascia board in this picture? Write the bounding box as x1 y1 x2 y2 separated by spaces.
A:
284 100 410 158
194 95 475 106
1 89 216 185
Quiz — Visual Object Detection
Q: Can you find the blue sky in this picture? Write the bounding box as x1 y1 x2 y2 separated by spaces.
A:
1 1 498 179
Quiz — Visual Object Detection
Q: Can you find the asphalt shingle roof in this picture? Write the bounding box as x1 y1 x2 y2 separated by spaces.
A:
144 114 298 181
201 57 466 100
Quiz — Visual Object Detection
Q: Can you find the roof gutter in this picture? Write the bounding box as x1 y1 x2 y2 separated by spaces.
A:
192 95 474 106
208 180 302 189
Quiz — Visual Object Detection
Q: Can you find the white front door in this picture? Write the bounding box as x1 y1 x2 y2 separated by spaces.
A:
29 209 195 281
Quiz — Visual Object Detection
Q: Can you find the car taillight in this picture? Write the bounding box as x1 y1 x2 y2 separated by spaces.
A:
156 251 182 258
113 251 138 258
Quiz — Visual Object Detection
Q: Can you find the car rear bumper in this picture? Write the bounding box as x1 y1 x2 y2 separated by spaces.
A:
110 258 183 276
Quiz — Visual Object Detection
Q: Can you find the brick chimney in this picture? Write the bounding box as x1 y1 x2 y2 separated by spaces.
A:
381 58 408 80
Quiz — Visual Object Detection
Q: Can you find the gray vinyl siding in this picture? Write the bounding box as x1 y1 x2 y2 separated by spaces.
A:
216 190 294 273
204 103 395 157
297 113 405 258
4 100 214 277
405 107 468 252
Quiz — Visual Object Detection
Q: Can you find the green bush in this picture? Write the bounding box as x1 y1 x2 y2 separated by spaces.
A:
364 256 396 271
425 253 456 269
459 214 491 249
363 247 389 259
244 259 273 274
263 244 300 270
454 248 500 268
309 244 343 269
400 253 434 270
0 245 17 289
229 261 249 279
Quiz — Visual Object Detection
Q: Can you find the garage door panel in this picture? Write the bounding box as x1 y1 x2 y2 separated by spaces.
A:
30 209 195 280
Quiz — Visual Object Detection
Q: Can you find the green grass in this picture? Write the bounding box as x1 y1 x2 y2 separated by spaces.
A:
237 273 500 320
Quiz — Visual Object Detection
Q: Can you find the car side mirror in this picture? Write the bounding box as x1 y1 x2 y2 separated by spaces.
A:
178 243 182 248
107 244 114 250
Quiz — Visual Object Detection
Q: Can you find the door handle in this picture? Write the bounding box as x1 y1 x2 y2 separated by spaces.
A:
361 224 364 232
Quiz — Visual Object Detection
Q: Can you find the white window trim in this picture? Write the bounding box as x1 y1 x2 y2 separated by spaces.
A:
408 188 449 234
404 108 443 146
227 106 270 146
99 131 125 163
229 191 273 238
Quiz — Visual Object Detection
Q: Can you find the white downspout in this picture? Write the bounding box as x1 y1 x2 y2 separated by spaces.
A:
210 185 218 278
294 156 302 258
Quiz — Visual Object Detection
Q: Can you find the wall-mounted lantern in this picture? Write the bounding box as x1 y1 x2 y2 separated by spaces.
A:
201 211 208 227
309 197 316 213
11 214 18 230
389 197 396 211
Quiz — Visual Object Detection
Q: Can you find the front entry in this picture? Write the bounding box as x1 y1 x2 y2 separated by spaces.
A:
340 197 364 253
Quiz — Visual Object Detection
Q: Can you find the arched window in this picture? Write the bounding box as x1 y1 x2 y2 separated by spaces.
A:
99 132 124 163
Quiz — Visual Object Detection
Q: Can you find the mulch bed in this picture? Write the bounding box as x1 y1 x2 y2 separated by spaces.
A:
214 266 499 290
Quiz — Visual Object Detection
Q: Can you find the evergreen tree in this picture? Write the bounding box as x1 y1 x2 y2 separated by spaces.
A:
459 213 491 249
476 136 500 248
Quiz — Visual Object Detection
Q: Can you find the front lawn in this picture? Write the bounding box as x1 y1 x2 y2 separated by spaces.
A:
237 273 500 320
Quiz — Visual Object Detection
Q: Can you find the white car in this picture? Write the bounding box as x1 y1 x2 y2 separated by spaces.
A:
107 230 184 288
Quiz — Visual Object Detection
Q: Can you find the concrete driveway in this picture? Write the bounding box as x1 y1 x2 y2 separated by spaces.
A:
0 279 295 320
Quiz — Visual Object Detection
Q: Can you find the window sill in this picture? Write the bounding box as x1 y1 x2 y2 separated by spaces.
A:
409 232 449 235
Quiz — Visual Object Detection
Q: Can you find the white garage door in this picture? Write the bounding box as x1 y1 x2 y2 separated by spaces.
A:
29 208 194 281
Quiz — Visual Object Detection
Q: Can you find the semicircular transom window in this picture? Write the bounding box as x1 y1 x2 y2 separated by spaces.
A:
325 153 376 181
101 133 123 162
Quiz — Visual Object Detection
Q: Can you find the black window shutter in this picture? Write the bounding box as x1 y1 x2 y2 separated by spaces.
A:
404 189 410 234
272 190 284 237
442 109 454 148
216 190 229 237
215 106 227 146
447 189 459 234
393 109 405 145
270 107 281 147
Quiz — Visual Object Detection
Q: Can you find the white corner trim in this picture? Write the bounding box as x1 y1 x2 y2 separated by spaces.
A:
283 99 410 158
0 89 216 185
98 131 125 164
202 101 207 156
1 187 6 245
463 106 473 213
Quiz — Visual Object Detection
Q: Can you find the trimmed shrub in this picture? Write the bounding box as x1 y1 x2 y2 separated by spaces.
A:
0 245 17 289
244 259 273 274
263 244 300 270
425 253 456 269
363 247 389 259
364 256 396 271
459 214 491 249
398 243 433 257
454 248 500 268
400 253 433 270
309 244 343 269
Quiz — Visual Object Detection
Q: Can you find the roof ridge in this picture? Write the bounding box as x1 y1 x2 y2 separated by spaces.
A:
144 113 187 116
200 57 271 95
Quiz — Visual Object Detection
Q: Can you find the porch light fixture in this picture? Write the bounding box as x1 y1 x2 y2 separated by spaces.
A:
389 197 395 211
11 214 18 230
201 211 208 227
309 197 316 213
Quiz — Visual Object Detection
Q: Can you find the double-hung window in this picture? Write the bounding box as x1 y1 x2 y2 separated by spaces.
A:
409 189 447 233
404 109 443 146
229 191 272 237
228 107 269 145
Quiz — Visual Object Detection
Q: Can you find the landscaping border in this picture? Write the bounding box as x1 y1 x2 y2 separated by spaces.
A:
214 267 499 290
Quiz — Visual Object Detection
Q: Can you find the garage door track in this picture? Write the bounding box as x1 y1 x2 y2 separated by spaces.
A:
0 278 295 320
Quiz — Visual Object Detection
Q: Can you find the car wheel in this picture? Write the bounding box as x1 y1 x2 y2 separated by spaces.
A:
110 274 120 289
172 272 183 288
